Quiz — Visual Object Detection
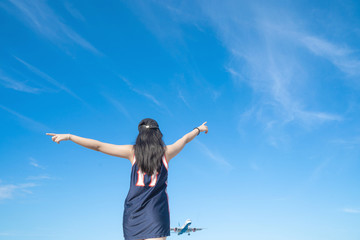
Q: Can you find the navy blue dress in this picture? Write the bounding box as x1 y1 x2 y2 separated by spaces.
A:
123 154 170 240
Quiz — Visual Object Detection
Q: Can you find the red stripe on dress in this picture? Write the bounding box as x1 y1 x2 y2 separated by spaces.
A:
162 155 168 170
132 154 136 166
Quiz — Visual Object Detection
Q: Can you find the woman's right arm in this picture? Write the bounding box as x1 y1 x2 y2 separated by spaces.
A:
165 122 208 163
46 133 133 161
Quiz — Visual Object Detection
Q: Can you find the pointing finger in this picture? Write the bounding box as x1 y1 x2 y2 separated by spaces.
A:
46 133 55 136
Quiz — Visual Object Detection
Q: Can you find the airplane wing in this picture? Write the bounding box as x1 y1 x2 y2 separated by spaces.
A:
170 227 182 232
187 227 203 232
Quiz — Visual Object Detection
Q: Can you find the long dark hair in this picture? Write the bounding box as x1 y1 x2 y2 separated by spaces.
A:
134 118 166 175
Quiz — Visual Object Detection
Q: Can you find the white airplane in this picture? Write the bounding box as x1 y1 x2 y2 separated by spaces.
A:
170 219 204 236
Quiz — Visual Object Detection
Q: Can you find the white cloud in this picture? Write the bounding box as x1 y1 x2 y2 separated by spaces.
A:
0 232 55 237
0 104 52 132
199 2 345 127
301 36 360 76
64 2 85 22
118 75 172 115
195 139 232 169
0 182 36 200
26 175 55 180
29 157 45 169
125 1 222 103
343 208 360 214
177 87 191 109
309 158 331 182
100 92 133 122
5 0 100 55
119 76 161 106
13 56 90 106
0 70 41 93
331 137 360 149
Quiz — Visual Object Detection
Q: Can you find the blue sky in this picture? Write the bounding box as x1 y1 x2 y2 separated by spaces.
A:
0 0 360 239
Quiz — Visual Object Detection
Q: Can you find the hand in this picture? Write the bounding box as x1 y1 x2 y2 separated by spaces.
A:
198 121 208 134
46 133 71 144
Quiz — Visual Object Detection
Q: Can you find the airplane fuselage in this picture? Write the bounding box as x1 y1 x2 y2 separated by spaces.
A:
171 219 203 236
178 222 191 235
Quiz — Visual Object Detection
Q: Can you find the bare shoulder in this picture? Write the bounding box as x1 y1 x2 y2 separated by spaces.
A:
113 144 134 162
97 142 134 163
119 144 134 165
164 136 187 163
164 144 176 163
128 145 135 164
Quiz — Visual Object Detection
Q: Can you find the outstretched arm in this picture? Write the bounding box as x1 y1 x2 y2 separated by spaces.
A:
46 133 133 161
165 122 208 163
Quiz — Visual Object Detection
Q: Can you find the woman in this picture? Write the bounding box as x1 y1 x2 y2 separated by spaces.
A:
46 118 208 240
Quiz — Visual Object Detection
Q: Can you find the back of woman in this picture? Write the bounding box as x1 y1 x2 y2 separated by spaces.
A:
123 118 170 240
46 118 208 240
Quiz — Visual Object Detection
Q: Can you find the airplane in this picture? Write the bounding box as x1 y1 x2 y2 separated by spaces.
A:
170 219 204 236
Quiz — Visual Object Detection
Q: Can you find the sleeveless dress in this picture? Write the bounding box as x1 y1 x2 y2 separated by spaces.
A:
123 154 170 240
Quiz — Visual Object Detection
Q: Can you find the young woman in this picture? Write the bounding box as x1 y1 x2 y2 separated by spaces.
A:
46 118 208 240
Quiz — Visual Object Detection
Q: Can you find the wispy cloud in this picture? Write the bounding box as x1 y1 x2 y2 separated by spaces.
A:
64 2 85 22
293 109 343 126
0 104 52 132
29 157 45 169
0 70 41 93
301 36 360 77
0 182 36 201
309 158 331 181
264 52 343 125
5 0 100 55
126 1 222 103
177 87 192 109
331 137 360 149
12 56 95 111
201 3 345 127
118 75 172 115
100 92 133 122
225 67 246 85
171 75 192 110
119 76 161 106
0 232 55 237
343 208 360 214
26 174 55 180
194 139 232 169
13 56 89 103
